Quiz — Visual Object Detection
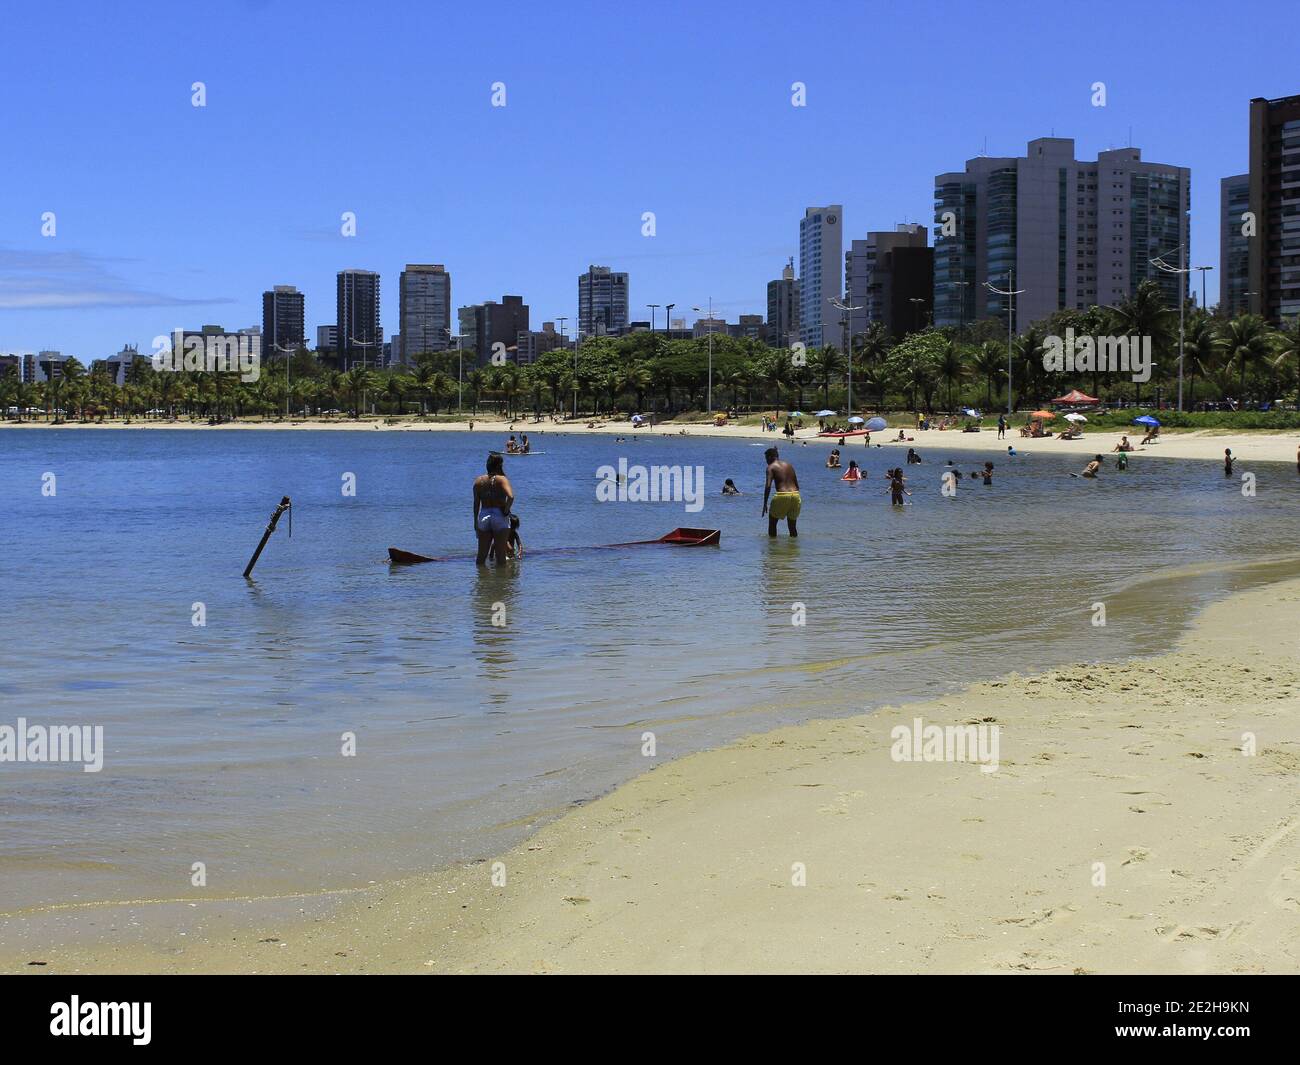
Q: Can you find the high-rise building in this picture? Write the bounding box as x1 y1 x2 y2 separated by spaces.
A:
316 325 338 352
692 317 727 339
766 259 800 350
1220 174 1251 316
578 266 629 337
846 225 934 338
398 264 452 363
934 138 1190 329
1247 95 1300 322
799 205 843 348
458 296 530 365
731 314 767 342
336 270 382 370
515 321 565 365
262 285 305 357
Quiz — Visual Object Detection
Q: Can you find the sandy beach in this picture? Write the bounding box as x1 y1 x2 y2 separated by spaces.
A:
8 414 1300 466
7 568 1299 975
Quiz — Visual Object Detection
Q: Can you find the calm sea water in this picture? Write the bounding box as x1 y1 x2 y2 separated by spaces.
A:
2 426 1298 913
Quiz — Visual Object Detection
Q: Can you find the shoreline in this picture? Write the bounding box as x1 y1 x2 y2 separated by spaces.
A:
6 416 1300 464
6 566 1300 974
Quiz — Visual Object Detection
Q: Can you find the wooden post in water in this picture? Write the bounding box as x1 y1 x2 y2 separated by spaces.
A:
243 496 291 579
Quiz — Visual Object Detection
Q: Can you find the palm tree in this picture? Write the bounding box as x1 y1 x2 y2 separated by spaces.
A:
1219 314 1274 404
1271 316 1300 408
1183 311 1224 409
972 340 1005 411
936 338 968 413
384 373 408 416
466 368 486 414
343 366 373 417
810 346 846 408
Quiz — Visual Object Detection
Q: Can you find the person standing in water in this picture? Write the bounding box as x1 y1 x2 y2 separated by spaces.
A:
762 447 801 537
473 453 515 565
1224 448 1235 476
1082 455 1103 478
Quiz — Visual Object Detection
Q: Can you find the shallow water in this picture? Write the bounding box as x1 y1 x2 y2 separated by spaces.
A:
2 427 1298 913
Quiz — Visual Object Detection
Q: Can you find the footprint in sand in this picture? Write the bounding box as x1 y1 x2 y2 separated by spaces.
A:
1267 866 1300 912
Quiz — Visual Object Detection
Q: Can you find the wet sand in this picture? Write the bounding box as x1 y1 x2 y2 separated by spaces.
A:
6 573 1299 974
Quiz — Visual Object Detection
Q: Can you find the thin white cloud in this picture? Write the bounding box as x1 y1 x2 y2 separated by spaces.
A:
0 247 234 310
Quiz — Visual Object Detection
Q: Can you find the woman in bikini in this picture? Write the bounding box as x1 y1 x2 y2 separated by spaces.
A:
474 453 516 566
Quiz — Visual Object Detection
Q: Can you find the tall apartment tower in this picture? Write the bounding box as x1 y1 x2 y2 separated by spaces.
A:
933 138 1190 330
262 285 306 355
799 205 843 348
846 225 934 338
336 270 382 369
458 296 530 365
398 264 452 363
578 265 629 337
1247 95 1300 322
766 259 801 350
1220 174 1251 315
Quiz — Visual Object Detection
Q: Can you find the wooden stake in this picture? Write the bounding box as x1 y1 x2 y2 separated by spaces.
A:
243 496 291 578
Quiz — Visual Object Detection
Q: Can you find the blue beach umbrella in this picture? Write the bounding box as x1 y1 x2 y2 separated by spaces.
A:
865 416 887 432
815 409 836 417
847 416 865 424
1133 414 1160 427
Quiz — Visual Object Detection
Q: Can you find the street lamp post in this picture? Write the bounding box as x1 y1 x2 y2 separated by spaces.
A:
557 316 576 419
664 303 675 335
983 270 1026 417
348 335 377 416
827 295 862 414
273 343 295 419
647 304 659 332
1150 245 1191 411
1194 265 1214 312
692 297 715 413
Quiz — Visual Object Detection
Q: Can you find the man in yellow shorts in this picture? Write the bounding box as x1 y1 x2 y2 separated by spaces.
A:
762 446 802 537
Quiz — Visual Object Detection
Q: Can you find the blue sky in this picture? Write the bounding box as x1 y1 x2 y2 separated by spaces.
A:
1 0 1295 356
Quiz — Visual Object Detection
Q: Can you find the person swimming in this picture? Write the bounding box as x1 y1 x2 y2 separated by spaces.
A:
826 449 842 469
722 478 741 495
906 448 921 464
841 460 862 482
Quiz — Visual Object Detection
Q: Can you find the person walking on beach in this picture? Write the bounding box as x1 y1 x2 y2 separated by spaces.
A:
762 447 801 537
473 453 515 566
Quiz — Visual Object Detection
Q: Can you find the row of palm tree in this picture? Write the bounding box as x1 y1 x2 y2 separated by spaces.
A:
5 283 1299 422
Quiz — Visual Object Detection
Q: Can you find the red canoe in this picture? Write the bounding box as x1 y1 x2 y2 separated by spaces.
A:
817 429 870 437
388 528 720 565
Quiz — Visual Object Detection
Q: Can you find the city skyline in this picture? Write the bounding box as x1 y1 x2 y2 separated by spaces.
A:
2 0 1296 357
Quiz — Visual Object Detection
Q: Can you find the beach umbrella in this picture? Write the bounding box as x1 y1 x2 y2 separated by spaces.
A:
865 416 887 432
789 411 805 417
815 409 836 417
1051 388 1099 405
847 415 865 424
1030 410 1056 420
1064 412 1088 423
1134 414 1160 427
962 408 981 417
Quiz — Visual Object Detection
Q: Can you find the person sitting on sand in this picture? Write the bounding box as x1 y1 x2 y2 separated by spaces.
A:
1082 455 1103 478
474 453 515 566
722 478 741 495
1140 425 1159 445
762 447 801 537
906 448 921 464
841 460 862 482
896 429 907 442
826 449 841 469
1113 436 1133 452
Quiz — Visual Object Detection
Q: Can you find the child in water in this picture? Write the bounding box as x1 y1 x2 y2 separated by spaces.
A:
841 460 862 482
1224 448 1234 476
888 468 912 505
721 478 742 495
